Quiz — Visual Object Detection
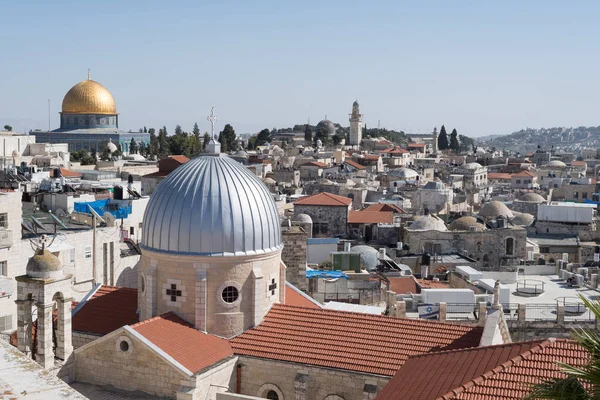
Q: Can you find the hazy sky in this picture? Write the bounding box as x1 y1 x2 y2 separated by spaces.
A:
1 1 599 137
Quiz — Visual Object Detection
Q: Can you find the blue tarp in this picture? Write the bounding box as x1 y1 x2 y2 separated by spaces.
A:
306 270 348 279
74 199 132 219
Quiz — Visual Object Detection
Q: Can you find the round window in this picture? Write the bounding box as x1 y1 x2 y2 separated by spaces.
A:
221 286 239 304
119 340 129 352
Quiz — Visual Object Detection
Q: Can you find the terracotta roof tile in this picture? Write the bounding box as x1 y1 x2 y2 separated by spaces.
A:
512 170 537 177
377 339 587 400
72 286 138 335
230 304 483 376
169 155 190 164
408 143 426 148
59 168 82 178
294 192 353 207
416 279 449 289
571 160 586 167
487 172 512 180
348 211 393 224
301 161 328 168
380 147 409 155
344 160 367 170
388 277 419 294
284 283 322 309
131 312 233 373
363 203 405 214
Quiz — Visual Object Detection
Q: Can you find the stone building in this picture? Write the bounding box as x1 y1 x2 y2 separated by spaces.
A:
141 155 190 195
511 192 546 215
31 71 149 153
43 148 502 400
511 170 538 189
404 205 528 268
294 192 352 237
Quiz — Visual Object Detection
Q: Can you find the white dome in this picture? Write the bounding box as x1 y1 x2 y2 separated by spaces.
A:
142 155 282 256
462 162 483 170
408 215 447 231
294 214 313 223
106 140 118 153
390 168 419 179
517 193 546 203
545 160 566 168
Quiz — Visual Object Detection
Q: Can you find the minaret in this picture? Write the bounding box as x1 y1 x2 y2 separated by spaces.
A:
349 100 363 146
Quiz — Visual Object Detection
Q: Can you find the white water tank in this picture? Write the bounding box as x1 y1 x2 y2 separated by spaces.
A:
574 274 584 287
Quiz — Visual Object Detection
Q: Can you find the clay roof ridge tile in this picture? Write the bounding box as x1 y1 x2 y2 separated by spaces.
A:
129 311 179 329
435 339 557 400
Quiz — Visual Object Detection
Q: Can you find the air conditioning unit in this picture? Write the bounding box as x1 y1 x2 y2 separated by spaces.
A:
397 242 403 250
0 231 13 249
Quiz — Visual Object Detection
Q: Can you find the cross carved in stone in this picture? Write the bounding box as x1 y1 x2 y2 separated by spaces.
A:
269 278 277 296
166 284 182 302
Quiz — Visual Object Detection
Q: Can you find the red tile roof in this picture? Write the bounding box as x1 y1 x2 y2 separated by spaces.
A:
348 211 393 224
169 155 190 164
301 161 328 168
131 312 233 373
377 339 587 400
512 170 537 177
284 283 322 309
230 304 483 376
363 203 405 214
487 172 512 180
571 160 586 167
377 139 393 146
294 192 353 207
416 279 449 289
380 147 409 155
408 143 426 148
343 159 367 170
59 168 82 178
388 276 419 294
72 286 139 335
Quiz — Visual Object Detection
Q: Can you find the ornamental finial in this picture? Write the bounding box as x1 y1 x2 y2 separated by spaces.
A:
88 68 91 80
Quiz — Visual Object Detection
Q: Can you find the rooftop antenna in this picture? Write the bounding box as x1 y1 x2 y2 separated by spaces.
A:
48 99 51 132
378 120 381 129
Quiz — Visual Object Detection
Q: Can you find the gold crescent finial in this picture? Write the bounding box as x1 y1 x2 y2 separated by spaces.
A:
88 68 91 80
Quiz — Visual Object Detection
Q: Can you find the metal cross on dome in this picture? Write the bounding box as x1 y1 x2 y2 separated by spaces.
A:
206 107 218 140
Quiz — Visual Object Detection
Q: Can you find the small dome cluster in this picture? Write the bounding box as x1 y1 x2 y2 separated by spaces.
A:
448 216 486 232
479 201 514 220
517 193 546 203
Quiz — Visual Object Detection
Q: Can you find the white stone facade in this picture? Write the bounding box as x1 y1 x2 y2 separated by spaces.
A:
138 248 285 338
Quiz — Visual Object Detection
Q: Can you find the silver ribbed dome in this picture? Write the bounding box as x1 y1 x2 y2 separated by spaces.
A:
142 155 282 256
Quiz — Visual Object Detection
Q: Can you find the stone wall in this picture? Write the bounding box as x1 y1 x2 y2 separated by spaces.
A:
294 205 349 238
238 356 389 400
509 320 597 341
74 328 191 398
72 332 100 349
281 228 308 291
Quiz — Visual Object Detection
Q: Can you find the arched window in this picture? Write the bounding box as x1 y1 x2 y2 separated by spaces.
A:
505 237 515 256
476 242 482 252
257 384 284 400
266 391 279 400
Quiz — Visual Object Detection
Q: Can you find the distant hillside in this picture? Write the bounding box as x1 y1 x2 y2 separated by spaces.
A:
477 126 600 152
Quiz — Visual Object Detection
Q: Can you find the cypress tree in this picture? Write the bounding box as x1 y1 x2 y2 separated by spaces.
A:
438 125 449 150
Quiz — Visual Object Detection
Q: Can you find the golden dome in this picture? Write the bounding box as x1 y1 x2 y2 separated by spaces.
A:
61 78 117 115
